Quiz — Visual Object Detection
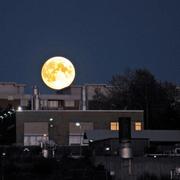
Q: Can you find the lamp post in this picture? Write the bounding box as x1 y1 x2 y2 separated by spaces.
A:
49 118 54 140
75 122 82 156
1 152 6 180
49 117 55 158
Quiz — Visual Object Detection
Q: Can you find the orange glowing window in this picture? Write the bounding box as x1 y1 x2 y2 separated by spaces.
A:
135 122 142 131
110 122 119 131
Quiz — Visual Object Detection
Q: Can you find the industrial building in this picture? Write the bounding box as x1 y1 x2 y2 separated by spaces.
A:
16 110 144 146
0 82 109 111
0 82 180 156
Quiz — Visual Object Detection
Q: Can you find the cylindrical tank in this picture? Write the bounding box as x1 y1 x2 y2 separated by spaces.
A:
42 149 48 158
120 141 133 159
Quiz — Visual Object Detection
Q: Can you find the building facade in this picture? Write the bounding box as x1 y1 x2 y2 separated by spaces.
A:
16 110 144 146
1 82 180 156
0 82 30 109
0 82 110 111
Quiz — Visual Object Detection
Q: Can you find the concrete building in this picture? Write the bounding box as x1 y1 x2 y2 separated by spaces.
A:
1 82 180 156
0 82 30 109
15 109 180 156
16 110 144 146
0 82 110 111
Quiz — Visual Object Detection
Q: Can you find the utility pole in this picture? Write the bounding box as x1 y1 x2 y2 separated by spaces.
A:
145 85 149 129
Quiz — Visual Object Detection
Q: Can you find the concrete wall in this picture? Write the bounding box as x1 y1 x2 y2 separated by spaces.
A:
132 130 180 142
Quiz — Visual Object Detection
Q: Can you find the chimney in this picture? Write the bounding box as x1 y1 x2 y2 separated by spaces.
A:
32 86 40 110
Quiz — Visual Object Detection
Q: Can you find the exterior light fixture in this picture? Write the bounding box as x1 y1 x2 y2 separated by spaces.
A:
17 106 22 111
75 122 80 127
50 124 54 128
75 122 82 155
110 171 115 176
49 118 53 122
105 147 110 151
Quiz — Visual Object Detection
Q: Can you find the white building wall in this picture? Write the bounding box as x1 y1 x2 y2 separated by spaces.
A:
0 82 25 94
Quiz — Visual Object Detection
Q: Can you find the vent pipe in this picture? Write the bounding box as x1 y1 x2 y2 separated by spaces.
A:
82 85 86 111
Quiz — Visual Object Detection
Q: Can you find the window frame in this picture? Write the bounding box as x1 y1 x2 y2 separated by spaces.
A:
110 122 119 131
134 121 142 131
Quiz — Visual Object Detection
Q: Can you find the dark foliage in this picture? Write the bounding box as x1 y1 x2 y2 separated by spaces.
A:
90 68 179 129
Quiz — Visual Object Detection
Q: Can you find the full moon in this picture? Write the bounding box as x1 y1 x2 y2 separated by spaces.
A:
41 56 75 90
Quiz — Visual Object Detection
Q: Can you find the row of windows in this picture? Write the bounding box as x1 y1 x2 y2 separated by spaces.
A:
41 100 75 108
110 121 142 131
24 135 48 146
69 121 142 133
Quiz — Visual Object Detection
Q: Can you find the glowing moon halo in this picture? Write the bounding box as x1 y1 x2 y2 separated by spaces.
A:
41 56 75 90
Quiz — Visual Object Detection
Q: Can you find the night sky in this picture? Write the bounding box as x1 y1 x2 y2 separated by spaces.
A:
0 0 180 93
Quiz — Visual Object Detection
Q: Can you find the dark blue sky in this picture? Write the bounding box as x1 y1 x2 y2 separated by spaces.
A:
0 0 180 93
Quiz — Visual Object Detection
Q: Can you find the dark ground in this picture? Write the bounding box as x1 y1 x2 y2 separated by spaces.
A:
0 146 111 180
0 146 180 180
94 156 180 180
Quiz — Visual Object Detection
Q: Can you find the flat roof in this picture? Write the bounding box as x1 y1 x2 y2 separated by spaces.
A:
0 82 26 86
16 110 144 113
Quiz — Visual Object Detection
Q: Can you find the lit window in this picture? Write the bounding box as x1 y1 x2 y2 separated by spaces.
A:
135 122 142 131
110 122 119 131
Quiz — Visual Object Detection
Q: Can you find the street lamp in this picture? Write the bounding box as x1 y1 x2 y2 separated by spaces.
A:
75 122 82 156
17 106 22 111
75 122 80 127
1 152 6 180
49 118 53 122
